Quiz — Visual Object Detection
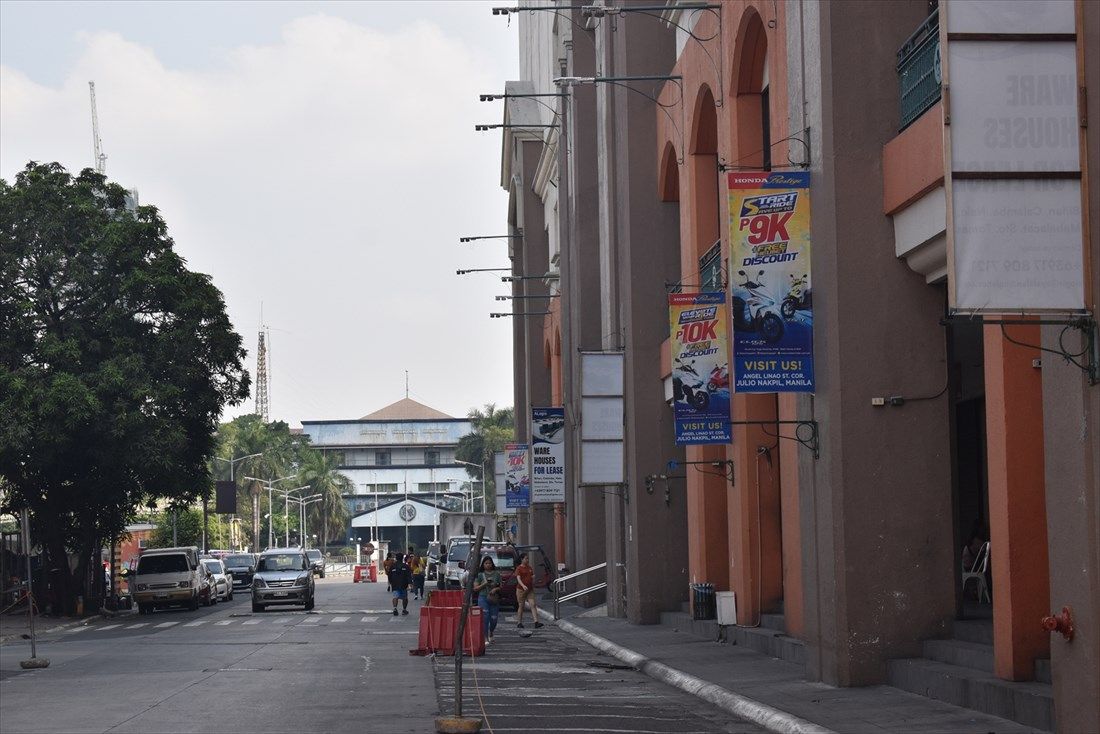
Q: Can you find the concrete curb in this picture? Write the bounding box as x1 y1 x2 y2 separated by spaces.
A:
543 610 836 734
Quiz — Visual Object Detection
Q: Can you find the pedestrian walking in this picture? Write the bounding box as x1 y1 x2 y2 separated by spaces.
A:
389 554 412 616
407 546 426 600
515 553 543 629
383 552 395 592
473 555 502 643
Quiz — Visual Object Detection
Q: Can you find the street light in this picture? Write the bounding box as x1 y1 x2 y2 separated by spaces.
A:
271 485 310 548
211 453 263 553
455 460 487 512
243 475 298 550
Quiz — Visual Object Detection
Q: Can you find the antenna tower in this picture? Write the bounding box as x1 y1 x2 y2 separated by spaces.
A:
88 81 107 174
255 328 270 422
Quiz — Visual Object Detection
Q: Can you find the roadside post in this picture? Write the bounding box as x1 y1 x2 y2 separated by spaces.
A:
19 509 49 669
435 526 483 733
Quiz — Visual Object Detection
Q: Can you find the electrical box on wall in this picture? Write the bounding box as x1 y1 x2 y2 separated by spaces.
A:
717 591 737 626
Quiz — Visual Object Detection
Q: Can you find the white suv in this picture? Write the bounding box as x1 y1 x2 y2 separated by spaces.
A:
131 547 204 614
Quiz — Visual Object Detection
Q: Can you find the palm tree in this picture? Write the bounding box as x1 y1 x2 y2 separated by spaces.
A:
296 449 352 550
456 403 515 509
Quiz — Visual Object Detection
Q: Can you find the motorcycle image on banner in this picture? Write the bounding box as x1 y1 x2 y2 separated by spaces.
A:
669 292 732 445
728 171 815 393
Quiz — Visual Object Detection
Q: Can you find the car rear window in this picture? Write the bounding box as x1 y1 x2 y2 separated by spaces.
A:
137 554 189 573
306 550 322 560
224 555 254 566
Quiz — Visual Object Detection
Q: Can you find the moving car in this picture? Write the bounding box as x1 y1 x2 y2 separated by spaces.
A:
202 558 233 601
130 546 203 614
223 553 258 588
252 548 315 612
305 548 325 578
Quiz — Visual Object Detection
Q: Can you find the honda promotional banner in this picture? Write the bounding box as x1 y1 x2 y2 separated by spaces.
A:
530 407 566 503
728 171 815 392
670 292 732 445
504 443 530 509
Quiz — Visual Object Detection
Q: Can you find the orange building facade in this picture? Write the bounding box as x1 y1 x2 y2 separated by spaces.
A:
501 2 1098 731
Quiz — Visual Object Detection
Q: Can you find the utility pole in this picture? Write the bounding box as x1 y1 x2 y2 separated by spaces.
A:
256 327 270 423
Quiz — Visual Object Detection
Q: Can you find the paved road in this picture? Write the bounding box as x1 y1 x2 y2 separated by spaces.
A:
431 612 767 734
0 577 433 734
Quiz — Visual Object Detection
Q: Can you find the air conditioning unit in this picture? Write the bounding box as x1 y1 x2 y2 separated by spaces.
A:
716 591 736 626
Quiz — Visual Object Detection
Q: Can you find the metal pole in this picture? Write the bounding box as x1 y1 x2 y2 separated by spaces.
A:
21 510 37 659
301 501 306 549
172 508 178 546
284 491 289 548
453 526 485 719
268 486 273 549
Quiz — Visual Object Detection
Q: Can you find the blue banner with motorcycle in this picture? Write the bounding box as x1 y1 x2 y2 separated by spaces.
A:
728 171 814 392
670 292 732 445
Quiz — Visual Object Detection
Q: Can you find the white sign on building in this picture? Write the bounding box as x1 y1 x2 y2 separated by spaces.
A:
942 0 1087 314
530 407 566 503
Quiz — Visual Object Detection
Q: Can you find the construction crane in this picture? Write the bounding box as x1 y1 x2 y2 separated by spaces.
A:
88 81 107 174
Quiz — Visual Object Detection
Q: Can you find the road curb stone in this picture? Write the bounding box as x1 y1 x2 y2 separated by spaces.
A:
545 610 836 734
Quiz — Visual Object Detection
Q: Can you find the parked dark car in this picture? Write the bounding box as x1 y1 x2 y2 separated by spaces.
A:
305 548 325 578
223 553 258 589
490 544 555 610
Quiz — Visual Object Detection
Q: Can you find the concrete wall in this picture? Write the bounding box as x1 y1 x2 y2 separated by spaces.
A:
794 0 956 686
1040 2 1100 730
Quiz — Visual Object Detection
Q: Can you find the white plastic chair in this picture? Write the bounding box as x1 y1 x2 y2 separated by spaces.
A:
961 541 991 603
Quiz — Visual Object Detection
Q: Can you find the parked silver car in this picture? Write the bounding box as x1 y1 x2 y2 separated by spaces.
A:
251 548 315 613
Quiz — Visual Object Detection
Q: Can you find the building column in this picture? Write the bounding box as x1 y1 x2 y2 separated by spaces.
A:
728 395 783 624
984 323 1050 681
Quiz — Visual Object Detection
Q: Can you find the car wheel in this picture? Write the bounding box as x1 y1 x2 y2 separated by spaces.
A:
304 595 315 611
137 603 147 615
189 596 200 612
228 589 233 601
319 572 325 579
252 601 264 613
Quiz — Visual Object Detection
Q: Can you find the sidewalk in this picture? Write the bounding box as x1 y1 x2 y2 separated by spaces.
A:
543 602 1045 734
0 611 99 645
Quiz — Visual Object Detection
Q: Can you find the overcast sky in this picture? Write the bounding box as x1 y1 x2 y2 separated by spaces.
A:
0 0 519 425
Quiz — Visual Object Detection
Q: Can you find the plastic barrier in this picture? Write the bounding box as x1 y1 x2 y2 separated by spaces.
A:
427 589 463 608
352 565 371 583
411 606 484 657
368 563 378 583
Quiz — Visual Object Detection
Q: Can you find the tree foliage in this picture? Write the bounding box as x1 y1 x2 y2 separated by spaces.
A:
213 414 349 551
455 403 515 510
0 163 250 611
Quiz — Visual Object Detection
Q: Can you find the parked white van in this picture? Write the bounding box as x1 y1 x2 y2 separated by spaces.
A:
130 546 205 614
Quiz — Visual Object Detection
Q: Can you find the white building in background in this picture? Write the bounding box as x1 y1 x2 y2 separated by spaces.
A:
299 398 477 549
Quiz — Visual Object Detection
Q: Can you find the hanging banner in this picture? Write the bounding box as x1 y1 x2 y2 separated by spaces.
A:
670 292 732 445
504 443 530 509
530 407 566 503
728 171 815 392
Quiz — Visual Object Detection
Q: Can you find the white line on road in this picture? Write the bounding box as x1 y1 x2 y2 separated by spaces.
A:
360 616 377 623
154 621 178 628
332 616 349 623
124 623 148 629
65 626 90 633
98 624 122 631
242 619 262 625
301 617 320 624
182 620 208 627
214 620 233 626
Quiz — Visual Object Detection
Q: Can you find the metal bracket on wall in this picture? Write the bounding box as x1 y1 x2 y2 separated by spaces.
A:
942 315 1098 386
729 420 820 459
666 459 735 486
645 473 686 506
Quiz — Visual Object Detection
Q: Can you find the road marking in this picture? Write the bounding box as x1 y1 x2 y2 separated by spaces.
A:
65 626 90 634
332 616 349 623
98 624 122 631
301 617 320 624
214 620 233 626
242 619 262 625
124 623 148 629
360 616 377 623
154 621 179 628
182 620 208 627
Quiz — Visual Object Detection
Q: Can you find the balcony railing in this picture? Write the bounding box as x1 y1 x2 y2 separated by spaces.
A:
897 7 941 131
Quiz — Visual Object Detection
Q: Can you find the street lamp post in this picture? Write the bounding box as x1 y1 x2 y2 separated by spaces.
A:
212 453 263 552
455 460 485 513
243 475 298 550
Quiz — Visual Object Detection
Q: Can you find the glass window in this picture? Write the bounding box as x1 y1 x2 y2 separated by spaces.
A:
699 242 723 292
425 450 440 465
137 554 188 573
257 553 305 572
375 451 391 466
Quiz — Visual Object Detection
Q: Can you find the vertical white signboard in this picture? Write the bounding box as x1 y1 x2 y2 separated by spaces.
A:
530 407 566 503
943 0 1087 314
579 352 624 484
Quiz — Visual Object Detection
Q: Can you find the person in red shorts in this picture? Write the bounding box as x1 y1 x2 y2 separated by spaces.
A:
515 553 543 629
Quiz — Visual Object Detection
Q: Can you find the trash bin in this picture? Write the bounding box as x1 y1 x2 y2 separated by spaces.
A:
691 582 716 620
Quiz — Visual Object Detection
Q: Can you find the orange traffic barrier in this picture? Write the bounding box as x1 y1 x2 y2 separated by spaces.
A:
352 564 371 583
410 606 484 656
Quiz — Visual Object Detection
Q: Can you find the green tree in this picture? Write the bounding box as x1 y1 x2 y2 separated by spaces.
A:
296 448 352 549
0 163 249 612
148 506 204 549
455 403 515 510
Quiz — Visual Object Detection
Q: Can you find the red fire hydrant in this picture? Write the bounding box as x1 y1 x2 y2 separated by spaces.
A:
1041 606 1074 641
